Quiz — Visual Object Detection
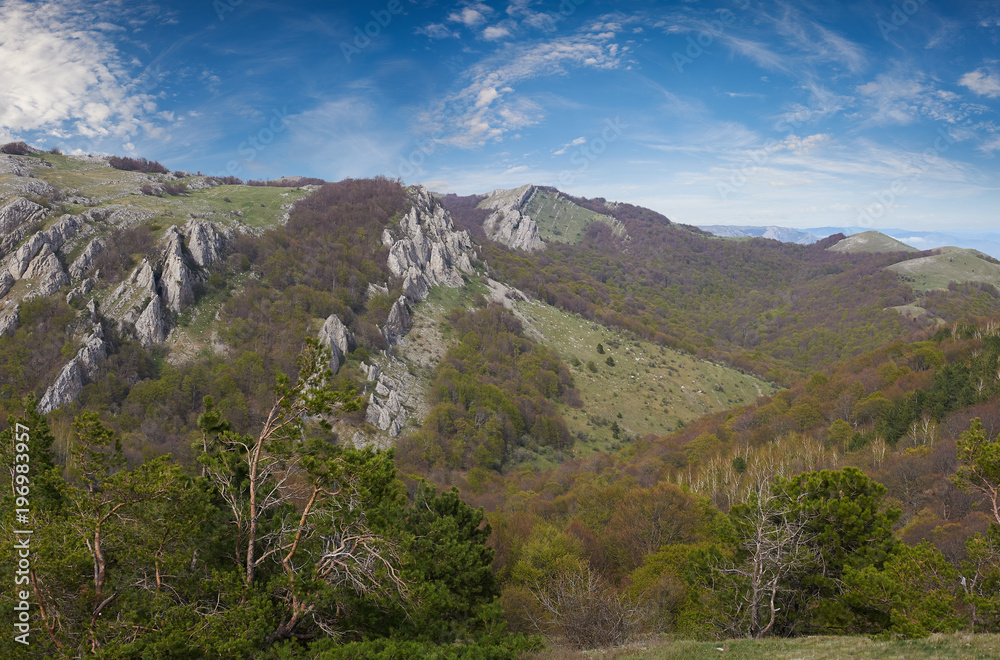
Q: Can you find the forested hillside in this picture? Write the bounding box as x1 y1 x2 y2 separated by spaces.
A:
4 150 1000 656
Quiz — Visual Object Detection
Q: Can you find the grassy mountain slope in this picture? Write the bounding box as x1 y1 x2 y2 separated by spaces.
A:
19 152 311 229
828 230 918 254
521 187 623 244
888 248 1000 293
385 273 772 462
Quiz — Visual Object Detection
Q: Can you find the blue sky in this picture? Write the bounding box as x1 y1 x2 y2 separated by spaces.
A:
1 0 998 233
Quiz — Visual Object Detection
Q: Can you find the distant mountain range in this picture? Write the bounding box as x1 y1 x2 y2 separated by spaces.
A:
697 225 1000 259
697 225 821 245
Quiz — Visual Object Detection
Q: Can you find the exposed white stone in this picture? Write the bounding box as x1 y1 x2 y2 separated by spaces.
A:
0 271 13 299
318 313 353 373
381 296 411 345
69 237 105 280
38 360 83 414
160 226 194 314
0 197 47 255
0 304 18 336
183 219 231 268
135 295 168 346
479 184 544 252
384 186 475 303
22 243 69 299
7 233 47 279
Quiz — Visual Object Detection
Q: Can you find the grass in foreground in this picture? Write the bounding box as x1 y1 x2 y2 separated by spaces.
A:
529 632 1000 660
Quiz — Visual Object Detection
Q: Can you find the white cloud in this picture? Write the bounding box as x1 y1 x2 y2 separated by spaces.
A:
423 25 630 148
959 67 1000 98
448 5 490 28
416 23 459 39
553 136 586 155
483 25 512 40
977 136 1000 156
0 0 158 143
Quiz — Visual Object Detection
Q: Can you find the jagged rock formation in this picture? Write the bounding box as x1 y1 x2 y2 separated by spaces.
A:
104 258 167 346
184 218 232 268
69 237 105 280
160 226 195 314
0 197 47 255
0 271 12 299
361 361 407 437
479 184 544 252
38 324 108 413
0 304 17 336
99 220 232 346
21 243 69 300
382 187 475 302
382 296 412 345
318 313 353 373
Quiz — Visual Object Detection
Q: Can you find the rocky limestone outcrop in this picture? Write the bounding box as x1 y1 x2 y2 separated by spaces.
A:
361 361 408 437
383 187 475 302
38 361 83 414
21 243 69 300
66 277 96 305
0 271 13 299
38 324 107 414
479 184 544 252
318 313 353 373
69 237 105 280
43 212 88 250
160 226 194 314
0 304 18 336
183 218 232 268
0 197 47 255
7 233 47 279
135 296 168 345
381 296 412 345
104 258 166 346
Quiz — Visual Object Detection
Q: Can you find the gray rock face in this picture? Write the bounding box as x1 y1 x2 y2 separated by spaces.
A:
7 233 47 279
0 197 47 255
318 313 353 373
105 258 164 345
135 296 168 346
160 227 194 314
76 324 108 380
43 213 87 250
38 360 83 414
37 323 108 413
479 184 544 252
183 219 231 268
382 296 411 345
0 305 18 336
384 187 475 302
0 271 13 299
21 243 69 299
69 237 105 280
362 363 407 437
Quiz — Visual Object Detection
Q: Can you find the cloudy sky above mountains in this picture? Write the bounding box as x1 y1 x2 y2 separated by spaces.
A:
1 0 998 232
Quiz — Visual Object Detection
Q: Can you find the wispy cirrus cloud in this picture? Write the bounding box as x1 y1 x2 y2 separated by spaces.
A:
421 20 632 148
0 0 162 146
